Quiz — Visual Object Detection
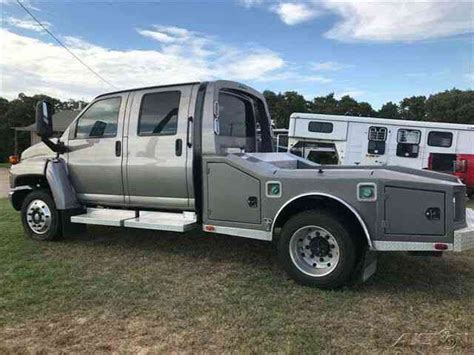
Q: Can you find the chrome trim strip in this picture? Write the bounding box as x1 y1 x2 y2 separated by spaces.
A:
203 225 272 241
271 192 374 249
373 241 453 251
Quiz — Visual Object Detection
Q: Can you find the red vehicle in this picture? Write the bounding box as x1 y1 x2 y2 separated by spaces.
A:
430 153 474 196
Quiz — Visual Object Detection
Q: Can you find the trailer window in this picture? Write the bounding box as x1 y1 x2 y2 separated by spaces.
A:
396 129 421 158
397 129 421 144
308 121 333 133
368 126 387 155
290 141 338 164
75 97 121 139
138 91 181 136
428 131 453 148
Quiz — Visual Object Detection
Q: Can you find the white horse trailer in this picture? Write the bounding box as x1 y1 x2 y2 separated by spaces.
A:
287 113 474 194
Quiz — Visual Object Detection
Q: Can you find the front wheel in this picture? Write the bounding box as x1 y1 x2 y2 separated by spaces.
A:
21 189 61 241
277 210 358 289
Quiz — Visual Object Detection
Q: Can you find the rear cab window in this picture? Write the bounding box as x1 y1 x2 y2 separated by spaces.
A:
216 91 257 153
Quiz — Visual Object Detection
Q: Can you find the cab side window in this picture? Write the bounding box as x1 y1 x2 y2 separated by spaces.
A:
138 91 181 136
218 92 255 138
75 97 121 139
396 129 421 158
217 92 256 153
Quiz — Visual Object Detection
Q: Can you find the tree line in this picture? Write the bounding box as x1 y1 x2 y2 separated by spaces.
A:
0 88 473 162
264 88 474 129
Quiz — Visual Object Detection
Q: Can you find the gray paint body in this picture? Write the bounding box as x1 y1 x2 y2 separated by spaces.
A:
9 80 469 250
201 153 465 246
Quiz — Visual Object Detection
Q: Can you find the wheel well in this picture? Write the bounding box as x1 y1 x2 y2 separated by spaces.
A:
11 175 50 211
272 195 370 248
14 174 49 189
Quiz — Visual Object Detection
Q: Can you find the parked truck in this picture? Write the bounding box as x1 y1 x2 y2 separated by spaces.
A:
8 81 474 288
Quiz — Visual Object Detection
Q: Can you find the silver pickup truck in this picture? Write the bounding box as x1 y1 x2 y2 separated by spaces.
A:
9 80 474 288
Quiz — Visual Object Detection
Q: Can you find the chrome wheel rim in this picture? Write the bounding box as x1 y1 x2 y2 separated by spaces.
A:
26 199 52 235
289 225 340 277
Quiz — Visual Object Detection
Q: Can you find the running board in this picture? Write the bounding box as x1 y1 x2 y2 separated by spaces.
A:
124 211 196 232
70 208 197 232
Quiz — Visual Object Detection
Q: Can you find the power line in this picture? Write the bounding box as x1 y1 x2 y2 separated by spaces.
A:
16 0 118 89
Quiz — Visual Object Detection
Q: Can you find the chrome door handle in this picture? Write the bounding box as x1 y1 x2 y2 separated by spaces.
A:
186 116 193 148
115 141 121 157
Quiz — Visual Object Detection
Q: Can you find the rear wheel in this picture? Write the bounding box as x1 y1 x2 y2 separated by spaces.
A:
21 189 61 241
277 210 358 289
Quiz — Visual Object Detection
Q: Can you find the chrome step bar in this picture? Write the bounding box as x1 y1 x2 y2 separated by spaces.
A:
70 208 197 232
124 211 196 232
70 208 136 227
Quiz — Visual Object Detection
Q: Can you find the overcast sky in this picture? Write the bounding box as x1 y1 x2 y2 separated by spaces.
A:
1 0 473 108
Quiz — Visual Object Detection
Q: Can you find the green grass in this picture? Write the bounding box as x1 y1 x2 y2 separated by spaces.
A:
0 164 10 169
0 198 473 353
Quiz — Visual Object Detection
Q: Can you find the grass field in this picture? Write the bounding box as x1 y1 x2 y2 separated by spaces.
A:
0 164 10 169
0 198 473 353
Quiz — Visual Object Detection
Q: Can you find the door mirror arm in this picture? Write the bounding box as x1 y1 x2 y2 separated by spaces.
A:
41 138 68 155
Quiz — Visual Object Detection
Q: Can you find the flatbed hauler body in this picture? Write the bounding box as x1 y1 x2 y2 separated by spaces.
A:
9 81 474 288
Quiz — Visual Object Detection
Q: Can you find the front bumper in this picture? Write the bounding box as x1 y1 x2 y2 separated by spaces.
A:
453 208 474 252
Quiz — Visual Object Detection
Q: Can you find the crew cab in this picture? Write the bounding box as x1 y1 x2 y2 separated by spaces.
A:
9 81 474 288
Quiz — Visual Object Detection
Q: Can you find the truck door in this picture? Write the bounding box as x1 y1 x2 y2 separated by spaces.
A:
125 85 195 209
66 93 128 206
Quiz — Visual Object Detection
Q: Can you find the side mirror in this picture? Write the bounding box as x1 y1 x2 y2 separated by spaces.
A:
34 100 67 154
35 101 54 139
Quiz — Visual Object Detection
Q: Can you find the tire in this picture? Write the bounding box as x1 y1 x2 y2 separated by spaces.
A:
277 210 358 289
21 189 61 241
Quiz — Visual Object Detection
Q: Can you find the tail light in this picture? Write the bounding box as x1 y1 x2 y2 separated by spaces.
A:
8 155 19 165
454 159 467 173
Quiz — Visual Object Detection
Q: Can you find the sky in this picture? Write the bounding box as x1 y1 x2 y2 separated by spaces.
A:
1 0 473 109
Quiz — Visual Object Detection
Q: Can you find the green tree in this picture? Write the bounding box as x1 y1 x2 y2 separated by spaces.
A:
310 93 338 114
263 90 309 128
377 101 400 119
425 89 474 124
399 95 426 120
0 94 84 162
310 93 375 117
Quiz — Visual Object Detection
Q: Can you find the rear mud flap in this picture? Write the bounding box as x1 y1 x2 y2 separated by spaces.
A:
354 250 378 283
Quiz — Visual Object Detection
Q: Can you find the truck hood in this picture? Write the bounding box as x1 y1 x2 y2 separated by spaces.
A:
21 139 58 161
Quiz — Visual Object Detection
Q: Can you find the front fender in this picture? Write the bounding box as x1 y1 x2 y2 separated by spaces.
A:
10 157 48 187
45 159 81 210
